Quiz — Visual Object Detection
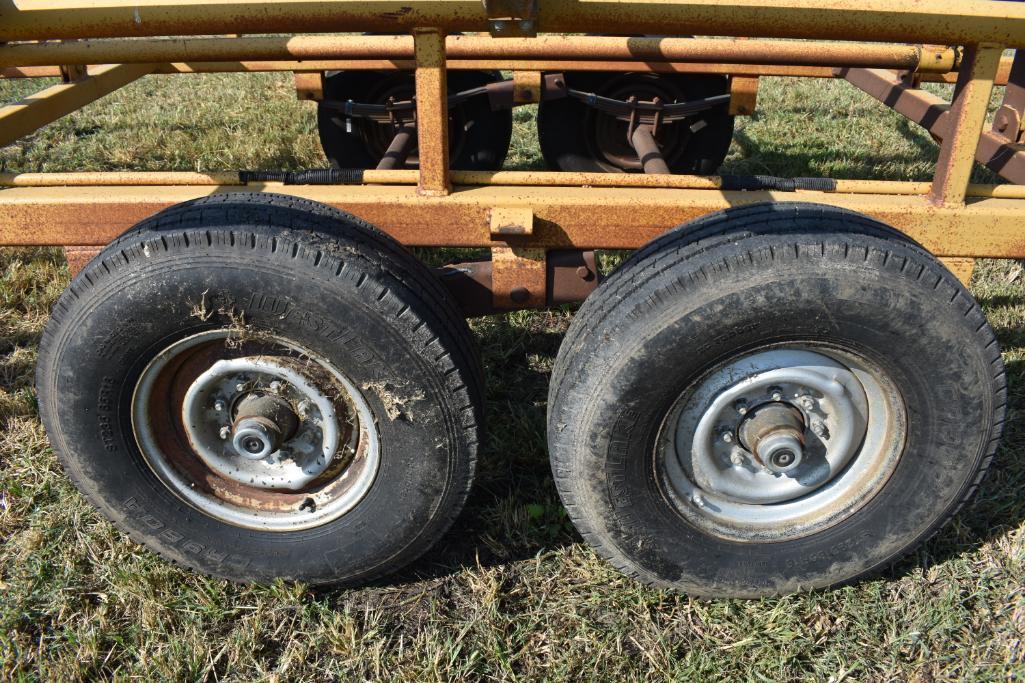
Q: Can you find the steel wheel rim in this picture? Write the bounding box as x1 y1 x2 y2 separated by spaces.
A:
132 330 380 531
659 345 907 541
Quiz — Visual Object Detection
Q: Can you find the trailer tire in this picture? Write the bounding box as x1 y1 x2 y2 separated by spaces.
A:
548 202 1005 597
317 70 512 170
37 192 483 585
537 71 734 174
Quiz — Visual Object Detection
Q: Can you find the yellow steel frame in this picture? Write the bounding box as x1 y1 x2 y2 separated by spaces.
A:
2 0 1025 296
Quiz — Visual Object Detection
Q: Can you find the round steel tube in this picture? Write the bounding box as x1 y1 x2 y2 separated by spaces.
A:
0 171 948 195
630 126 672 175
4 170 1022 199
1 0 1024 49
376 125 417 170
0 34 956 72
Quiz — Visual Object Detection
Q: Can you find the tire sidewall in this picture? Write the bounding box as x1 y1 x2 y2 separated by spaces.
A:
43 245 468 584
556 236 996 595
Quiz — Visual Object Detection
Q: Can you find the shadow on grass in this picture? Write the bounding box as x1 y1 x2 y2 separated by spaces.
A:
723 124 937 180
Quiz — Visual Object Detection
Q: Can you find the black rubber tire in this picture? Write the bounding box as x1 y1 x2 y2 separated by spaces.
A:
537 71 734 174
548 202 1006 597
36 192 483 584
317 70 512 170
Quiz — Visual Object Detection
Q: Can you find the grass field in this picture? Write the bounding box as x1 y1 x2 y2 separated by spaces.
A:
2 70 1025 681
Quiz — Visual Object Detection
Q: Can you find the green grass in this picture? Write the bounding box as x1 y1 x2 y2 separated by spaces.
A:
2 72 1025 680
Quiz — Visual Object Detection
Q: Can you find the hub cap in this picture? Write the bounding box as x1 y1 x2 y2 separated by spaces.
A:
660 346 906 541
132 330 380 531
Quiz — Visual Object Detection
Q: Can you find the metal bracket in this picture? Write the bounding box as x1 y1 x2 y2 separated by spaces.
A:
293 72 324 101
728 76 760 116
512 70 542 104
492 246 545 309
490 206 533 236
59 63 88 83
482 0 538 37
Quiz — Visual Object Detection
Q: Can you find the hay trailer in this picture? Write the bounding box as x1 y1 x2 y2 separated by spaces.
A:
1 0 1020 597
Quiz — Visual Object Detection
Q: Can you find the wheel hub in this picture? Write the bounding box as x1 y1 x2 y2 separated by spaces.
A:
230 393 299 461
661 346 906 541
133 330 381 531
182 356 343 491
738 402 806 474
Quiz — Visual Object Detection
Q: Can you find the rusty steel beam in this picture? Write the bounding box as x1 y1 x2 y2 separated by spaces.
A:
993 50 1025 142
12 170 1025 199
930 44 1003 206
4 59 1013 85
0 63 155 146
1 66 63 78
843 64 1025 186
3 184 1025 258
939 256 976 285
840 67 952 137
412 29 450 196
3 0 1025 48
0 35 958 72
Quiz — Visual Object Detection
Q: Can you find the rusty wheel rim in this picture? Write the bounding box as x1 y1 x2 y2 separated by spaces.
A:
132 330 380 531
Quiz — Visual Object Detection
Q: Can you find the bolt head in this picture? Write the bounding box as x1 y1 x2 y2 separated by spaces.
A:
812 421 828 438
799 396 815 410
691 492 705 508
219 426 231 440
213 399 226 412
721 430 734 444
734 399 748 415
235 382 246 392
730 450 746 466
769 387 783 401
269 381 283 393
